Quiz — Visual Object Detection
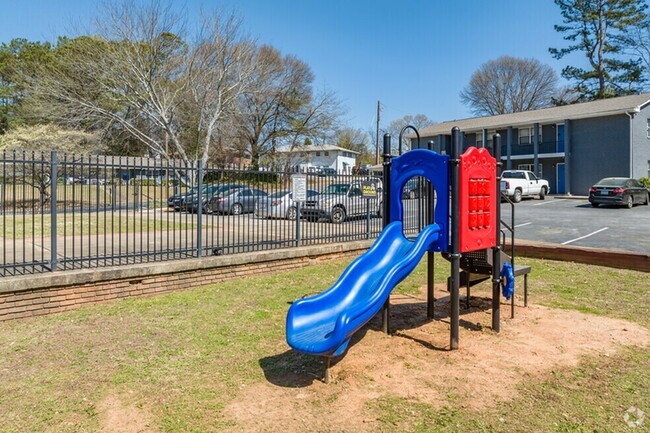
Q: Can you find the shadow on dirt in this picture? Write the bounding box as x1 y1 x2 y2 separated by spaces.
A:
259 291 495 388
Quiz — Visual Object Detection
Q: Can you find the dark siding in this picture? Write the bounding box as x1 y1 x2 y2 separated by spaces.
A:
570 115 630 194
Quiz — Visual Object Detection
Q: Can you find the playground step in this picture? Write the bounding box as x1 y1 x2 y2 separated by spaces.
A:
443 248 510 274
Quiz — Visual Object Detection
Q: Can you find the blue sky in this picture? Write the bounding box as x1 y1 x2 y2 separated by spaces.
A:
0 0 574 134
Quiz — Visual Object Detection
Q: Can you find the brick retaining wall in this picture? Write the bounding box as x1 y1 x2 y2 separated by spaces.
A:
1 238 648 322
0 240 373 322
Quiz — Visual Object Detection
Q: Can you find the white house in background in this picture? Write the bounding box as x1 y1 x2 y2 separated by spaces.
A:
276 144 359 173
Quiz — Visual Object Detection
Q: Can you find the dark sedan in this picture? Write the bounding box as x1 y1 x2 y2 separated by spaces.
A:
168 186 206 211
183 184 246 213
588 177 649 208
206 188 268 215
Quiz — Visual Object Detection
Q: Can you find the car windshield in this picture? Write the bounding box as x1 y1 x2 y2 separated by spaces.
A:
502 172 526 179
322 184 349 195
595 178 627 187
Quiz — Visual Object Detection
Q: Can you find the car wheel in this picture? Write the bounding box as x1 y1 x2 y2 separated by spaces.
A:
591 202 599 207
625 195 633 209
539 187 547 200
231 203 243 215
331 206 346 224
645 192 650 205
512 189 522 203
286 206 297 220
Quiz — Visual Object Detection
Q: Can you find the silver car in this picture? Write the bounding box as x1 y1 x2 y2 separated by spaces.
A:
206 187 268 215
255 189 319 219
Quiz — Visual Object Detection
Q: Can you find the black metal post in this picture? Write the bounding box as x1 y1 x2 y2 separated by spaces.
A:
295 201 301 247
450 127 461 350
50 151 58 272
196 159 203 257
366 198 370 239
491 134 502 332
398 125 420 155
427 140 435 319
381 133 392 334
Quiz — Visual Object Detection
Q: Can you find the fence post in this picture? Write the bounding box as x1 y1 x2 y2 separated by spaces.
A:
196 159 203 257
450 127 461 350
50 151 58 272
0 173 4 216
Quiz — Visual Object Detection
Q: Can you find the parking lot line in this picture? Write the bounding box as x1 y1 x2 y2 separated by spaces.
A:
562 227 609 245
514 222 532 228
532 200 564 206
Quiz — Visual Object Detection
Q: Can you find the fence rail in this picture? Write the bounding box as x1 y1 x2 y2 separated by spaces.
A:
0 151 431 277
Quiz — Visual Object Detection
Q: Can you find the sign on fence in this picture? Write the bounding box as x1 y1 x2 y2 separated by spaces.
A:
361 180 379 198
292 174 307 202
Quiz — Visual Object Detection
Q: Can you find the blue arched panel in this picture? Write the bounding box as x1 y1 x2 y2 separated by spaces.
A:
389 149 449 252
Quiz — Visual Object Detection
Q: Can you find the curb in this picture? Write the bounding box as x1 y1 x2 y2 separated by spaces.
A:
511 240 650 273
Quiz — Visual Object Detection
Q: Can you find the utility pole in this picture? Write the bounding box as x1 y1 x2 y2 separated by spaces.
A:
375 100 381 165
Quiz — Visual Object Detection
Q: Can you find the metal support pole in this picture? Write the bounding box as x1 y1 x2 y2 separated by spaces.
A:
50 151 58 272
427 140 435 319
295 201 301 247
533 123 540 177
196 160 203 257
381 134 392 334
323 356 331 384
491 134 502 332
450 127 461 350
366 198 370 239
427 253 435 319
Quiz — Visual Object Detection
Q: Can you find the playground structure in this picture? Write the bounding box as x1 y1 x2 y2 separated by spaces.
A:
286 126 529 381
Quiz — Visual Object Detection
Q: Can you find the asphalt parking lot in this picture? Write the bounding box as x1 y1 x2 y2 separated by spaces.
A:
505 196 650 254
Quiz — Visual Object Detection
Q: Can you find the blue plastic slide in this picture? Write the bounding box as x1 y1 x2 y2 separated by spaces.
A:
286 221 441 357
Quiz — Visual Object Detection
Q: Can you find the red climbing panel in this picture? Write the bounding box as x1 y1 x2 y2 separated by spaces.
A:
459 147 497 252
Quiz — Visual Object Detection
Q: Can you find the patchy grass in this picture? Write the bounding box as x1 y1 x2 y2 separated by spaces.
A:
516 257 650 328
370 347 650 433
0 212 195 238
0 255 649 432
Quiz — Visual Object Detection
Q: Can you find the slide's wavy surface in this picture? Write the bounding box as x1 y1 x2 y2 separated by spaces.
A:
286 221 441 357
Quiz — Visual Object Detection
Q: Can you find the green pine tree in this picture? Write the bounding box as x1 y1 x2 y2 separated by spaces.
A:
549 0 648 101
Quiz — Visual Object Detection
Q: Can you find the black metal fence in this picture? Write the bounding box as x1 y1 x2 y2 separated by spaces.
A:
0 151 431 277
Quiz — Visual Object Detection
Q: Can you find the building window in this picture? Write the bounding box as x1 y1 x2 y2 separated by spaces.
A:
475 132 483 146
315 151 321 156
518 128 531 144
324 151 329 156
518 127 541 145
647 119 650 138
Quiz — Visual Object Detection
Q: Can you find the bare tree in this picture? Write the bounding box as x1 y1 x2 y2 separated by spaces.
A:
235 45 339 169
386 114 434 154
460 56 559 116
273 89 341 173
188 12 254 166
334 127 372 166
24 2 253 183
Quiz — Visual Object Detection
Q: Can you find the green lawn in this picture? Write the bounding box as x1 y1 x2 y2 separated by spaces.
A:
0 212 195 238
0 256 648 432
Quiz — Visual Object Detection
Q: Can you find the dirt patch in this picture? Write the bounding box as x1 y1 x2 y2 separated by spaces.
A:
224 285 650 433
98 392 157 433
